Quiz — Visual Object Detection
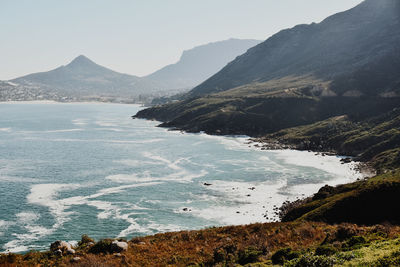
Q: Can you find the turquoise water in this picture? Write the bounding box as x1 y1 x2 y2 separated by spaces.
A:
0 102 361 252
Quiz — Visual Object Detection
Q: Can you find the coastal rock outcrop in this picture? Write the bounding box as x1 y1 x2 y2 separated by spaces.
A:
50 240 74 255
111 241 128 253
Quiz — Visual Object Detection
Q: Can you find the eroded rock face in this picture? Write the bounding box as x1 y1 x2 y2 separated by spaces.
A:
111 241 128 252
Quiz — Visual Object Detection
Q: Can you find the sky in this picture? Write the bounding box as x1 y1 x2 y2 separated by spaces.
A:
0 0 363 80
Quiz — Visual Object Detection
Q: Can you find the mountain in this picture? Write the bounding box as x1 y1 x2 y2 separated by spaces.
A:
9 55 153 100
134 0 400 233
137 0 400 125
135 0 400 168
144 39 261 91
187 0 400 97
1 39 261 102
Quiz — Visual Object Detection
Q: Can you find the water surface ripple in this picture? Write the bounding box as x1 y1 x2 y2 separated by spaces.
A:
0 102 362 252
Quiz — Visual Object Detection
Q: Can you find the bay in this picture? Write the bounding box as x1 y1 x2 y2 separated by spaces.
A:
0 102 362 252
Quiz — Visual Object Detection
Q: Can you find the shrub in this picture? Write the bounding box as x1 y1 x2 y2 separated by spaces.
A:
315 245 337 256
0 253 17 264
238 247 263 265
212 248 226 263
88 239 114 254
212 243 238 264
336 252 356 262
374 250 400 267
78 234 95 246
271 248 300 265
285 254 336 267
335 224 358 240
345 236 367 249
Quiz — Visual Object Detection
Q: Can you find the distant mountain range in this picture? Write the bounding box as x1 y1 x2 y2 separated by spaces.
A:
0 39 261 102
144 39 261 91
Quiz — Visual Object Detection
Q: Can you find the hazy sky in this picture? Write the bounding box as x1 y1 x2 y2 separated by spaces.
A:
0 0 363 80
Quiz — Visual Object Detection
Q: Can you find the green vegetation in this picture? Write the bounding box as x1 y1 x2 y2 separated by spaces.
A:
1 223 399 266
260 108 400 172
280 171 400 225
271 248 301 265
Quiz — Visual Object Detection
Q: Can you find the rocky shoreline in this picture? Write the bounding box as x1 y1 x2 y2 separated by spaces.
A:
246 137 377 178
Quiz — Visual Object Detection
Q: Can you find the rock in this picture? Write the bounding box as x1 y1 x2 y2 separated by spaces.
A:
111 241 128 253
67 248 75 255
54 249 63 257
50 240 72 253
71 257 81 262
340 157 352 163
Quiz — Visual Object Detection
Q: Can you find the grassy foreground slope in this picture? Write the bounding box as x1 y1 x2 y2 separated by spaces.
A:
1 222 400 266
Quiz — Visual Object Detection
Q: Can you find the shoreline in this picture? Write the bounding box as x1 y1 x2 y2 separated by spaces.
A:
0 106 377 254
0 100 144 107
0 100 143 105
246 137 377 179
155 122 377 180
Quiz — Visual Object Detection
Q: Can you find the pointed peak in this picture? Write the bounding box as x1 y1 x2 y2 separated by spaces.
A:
67 55 97 67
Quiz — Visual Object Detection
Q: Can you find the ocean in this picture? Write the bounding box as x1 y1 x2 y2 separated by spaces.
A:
0 102 362 252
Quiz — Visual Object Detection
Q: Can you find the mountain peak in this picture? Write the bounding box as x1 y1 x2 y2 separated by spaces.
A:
67 55 97 67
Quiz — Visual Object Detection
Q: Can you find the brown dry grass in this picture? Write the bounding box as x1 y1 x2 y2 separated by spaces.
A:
1 221 399 267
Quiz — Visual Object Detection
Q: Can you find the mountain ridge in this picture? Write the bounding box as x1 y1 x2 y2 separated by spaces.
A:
144 38 261 91
186 0 400 97
135 0 400 170
1 38 262 102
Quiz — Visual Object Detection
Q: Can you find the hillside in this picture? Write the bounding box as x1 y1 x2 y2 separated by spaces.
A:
137 0 400 117
188 0 400 97
134 0 400 239
2 221 400 266
144 39 261 91
135 0 400 168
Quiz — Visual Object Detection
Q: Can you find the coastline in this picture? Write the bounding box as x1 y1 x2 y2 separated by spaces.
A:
247 137 377 178
0 100 143 106
150 120 377 181
0 103 371 253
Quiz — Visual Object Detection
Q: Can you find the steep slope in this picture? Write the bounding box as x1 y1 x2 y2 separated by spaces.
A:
280 170 400 226
135 0 400 172
188 0 400 97
144 39 261 91
136 0 400 128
